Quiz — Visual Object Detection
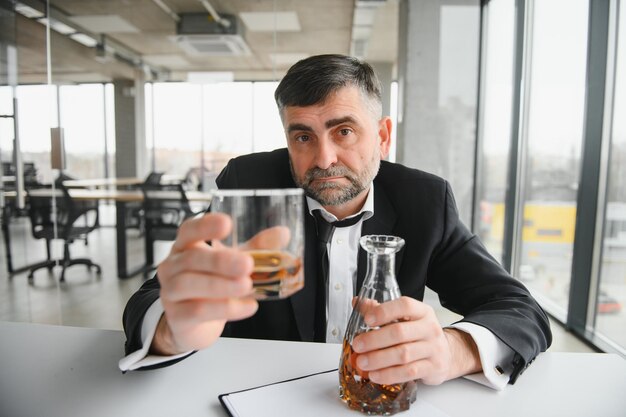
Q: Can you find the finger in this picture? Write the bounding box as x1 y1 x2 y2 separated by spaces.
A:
353 320 432 352
364 296 432 327
367 361 431 385
159 245 254 280
240 226 291 251
167 297 259 324
171 213 232 253
353 297 380 317
160 272 253 302
356 340 432 371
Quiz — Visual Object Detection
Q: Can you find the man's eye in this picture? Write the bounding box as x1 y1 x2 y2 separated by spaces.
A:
295 134 310 142
339 128 352 136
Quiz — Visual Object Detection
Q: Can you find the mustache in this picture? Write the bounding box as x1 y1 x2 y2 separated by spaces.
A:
304 165 355 183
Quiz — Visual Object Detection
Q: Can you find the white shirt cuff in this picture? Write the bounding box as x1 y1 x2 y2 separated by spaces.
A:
118 298 193 372
449 321 515 391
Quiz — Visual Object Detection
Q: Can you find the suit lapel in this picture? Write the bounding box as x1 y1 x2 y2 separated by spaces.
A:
289 202 318 342
357 184 399 291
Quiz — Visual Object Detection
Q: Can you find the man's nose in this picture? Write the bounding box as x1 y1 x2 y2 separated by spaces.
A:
314 138 338 170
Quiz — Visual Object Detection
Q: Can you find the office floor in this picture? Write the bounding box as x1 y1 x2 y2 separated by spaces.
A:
0 204 593 354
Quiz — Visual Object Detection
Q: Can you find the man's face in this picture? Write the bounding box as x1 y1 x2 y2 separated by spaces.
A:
282 86 391 207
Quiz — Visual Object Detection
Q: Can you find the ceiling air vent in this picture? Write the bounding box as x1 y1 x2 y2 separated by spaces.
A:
172 13 251 56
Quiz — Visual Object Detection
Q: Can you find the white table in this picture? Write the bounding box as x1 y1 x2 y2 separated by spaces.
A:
0 322 624 417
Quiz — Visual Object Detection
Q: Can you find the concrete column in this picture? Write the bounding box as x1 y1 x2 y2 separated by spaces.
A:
371 61 393 118
396 0 480 224
113 71 147 178
133 69 148 177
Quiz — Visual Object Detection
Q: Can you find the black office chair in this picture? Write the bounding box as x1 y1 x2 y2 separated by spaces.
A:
126 171 165 233
23 162 40 188
144 171 164 186
26 185 102 282
182 167 202 191
141 182 199 273
2 161 15 176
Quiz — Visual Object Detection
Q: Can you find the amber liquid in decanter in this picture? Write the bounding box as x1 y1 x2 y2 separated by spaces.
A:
339 339 417 415
338 235 417 415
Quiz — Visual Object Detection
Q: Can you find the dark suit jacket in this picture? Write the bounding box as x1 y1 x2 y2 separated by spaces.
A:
123 148 551 382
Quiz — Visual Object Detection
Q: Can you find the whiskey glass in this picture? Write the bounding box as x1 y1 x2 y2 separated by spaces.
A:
210 188 305 300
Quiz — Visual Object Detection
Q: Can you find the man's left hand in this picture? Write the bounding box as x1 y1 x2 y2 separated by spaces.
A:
351 296 482 385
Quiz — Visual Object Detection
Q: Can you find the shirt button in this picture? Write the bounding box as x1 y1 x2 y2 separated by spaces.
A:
336 238 343 244
331 328 338 337
334 283 342 291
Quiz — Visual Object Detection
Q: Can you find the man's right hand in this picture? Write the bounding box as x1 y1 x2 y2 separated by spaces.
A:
150 213 258 356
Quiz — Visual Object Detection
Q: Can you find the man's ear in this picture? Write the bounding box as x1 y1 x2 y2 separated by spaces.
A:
378 117 392 159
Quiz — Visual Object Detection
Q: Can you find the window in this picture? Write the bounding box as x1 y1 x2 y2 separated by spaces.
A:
438 4 481 224
596 0 626 353
149 82 202 176
16 85 58 183
475 0 515 263
148 81 286 177
516 0 589 316
252 81 285 153
202 82 254 173
59 84 108 178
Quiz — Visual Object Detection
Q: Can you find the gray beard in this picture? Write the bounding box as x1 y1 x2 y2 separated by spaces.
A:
289 156 380 206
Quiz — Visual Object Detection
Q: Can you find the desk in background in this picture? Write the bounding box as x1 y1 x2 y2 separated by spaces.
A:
0 322 624 417
62 175 184 189
2 188 211 279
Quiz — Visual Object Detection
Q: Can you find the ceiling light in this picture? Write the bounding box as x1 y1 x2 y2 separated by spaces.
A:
269 53 309 66
239 12 300 32
69 33 99 48
354 8 376 26
143 54 190 67
187 71 234 84
38 17 76 35
15 3 44 18
68 15 140 33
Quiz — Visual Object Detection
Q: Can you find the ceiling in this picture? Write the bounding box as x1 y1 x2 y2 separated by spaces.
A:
12 0 399 84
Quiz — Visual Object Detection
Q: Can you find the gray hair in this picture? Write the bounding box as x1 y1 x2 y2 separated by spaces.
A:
274 54 383 118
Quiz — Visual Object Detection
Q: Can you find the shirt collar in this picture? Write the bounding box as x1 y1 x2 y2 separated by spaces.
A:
306 183 375 223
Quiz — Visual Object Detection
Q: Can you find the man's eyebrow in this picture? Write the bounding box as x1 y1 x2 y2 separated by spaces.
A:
325 116 357 129
287 123 313 133
287 116 357 133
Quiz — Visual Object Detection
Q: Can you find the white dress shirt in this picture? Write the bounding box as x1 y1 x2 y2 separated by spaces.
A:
120 184 515 390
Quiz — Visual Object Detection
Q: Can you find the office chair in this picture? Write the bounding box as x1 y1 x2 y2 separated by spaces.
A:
182 167 202 191
26 185 102 282
23 162 40 188
126 171 165 234
2 161 15 176
141 182 199 274
144 171 164 186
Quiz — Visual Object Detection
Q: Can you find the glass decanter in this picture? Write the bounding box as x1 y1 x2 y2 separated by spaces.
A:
339 235 417 415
